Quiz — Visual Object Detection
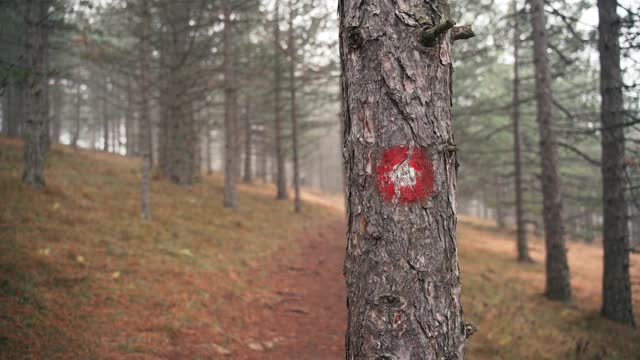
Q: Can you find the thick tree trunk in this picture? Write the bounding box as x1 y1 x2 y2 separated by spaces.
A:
598 0 635 327
22 0 51 187
139 0 152 220
160 3 196 186
512 0 530 262
223 0 237 208
288 0 301 212
340 0 467 358
274 0 288 200
243 96 252 183
529 0 572 301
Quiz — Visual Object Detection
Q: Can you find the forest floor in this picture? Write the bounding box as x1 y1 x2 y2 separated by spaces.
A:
1 138 639 360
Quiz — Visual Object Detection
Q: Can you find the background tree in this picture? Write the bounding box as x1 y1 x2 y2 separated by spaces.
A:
22 0 53 187
598 0 635 327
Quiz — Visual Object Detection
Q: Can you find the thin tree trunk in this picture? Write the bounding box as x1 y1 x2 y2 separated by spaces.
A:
584 211 595 243
288 0 300 212
274 0 288 200
125 76 133 156
111 107 120 154
259 127 268 181
1 93 6 136
7 76 26 138
340 0 468 357
71 81 81 148
495 177 506 229
139 0 152 220
243 96 252 183
223 0 237 208
598 0 635 327
529 0 572 301
22 0 51 187
50 78 62 144
102 80 109 152
512 0 530 262
206 116 213 175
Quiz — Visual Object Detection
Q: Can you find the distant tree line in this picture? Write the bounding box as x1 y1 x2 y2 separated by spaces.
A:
0 0 341 215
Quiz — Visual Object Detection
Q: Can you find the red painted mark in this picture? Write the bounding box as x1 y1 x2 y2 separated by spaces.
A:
376 146 434 203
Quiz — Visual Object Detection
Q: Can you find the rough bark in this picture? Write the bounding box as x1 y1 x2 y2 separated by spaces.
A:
159 2 197 186
340 0 467 358
288 0 301 213
512 0 530 262
274 0 288 200
529 0 572 301
139 0 152 220
598 0 635 327
223 0 238 208
22 0 51 187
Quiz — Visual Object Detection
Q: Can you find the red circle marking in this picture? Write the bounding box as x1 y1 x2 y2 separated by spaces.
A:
376 146 434 203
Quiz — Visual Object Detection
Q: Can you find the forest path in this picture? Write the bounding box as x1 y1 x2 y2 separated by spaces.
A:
228 219 346 360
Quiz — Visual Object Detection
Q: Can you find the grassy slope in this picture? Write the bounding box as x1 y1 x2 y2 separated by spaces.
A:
460 217 640 360
1 139 639 359
0 139 337 359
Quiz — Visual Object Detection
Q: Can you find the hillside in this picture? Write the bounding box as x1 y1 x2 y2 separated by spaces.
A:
0 139 339 359
1 139 639 359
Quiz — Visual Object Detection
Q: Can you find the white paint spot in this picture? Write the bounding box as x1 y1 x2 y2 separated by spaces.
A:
391 160 417 188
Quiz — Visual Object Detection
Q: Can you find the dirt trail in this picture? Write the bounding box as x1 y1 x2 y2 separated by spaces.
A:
228 220 347 360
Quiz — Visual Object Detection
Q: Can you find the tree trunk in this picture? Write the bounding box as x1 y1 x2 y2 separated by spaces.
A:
584 211 595 243
598 0 635 327
206 115 213 175
223 0 237 208
102 79 110 152
50 78 62 144
22 0 51 187
495 177 506 229
6 76 26 138
529 0 572 301
1 93 6 136
340 0 467 358
71 81 81 148
124 76 134 156
139 0 152 220
512 0 530 262
258 127 268 181
159 3 196 186
274 0 288 199
243 96 252 183
288 0 301 212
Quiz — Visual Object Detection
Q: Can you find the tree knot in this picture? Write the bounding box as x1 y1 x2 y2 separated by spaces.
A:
464 322 477 338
